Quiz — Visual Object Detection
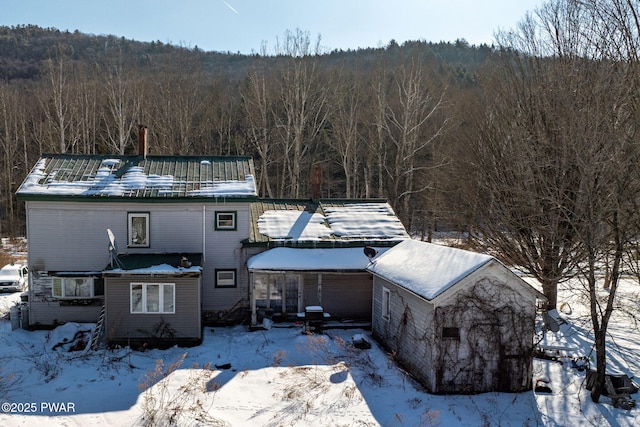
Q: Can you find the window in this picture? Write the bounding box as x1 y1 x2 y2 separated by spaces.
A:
215 211 236 230
52 277 100 298
216 269 237 288
442 327 460 340
131 283 175 314
382 287 391 321
128 212 149 247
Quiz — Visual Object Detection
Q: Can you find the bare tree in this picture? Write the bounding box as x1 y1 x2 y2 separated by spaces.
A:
241 64 276 197
457 0 640 402
272 29 329 198
373 53 449 228
40 44 76 153
148 50 207 155
327 69 362 198
101 54 142 154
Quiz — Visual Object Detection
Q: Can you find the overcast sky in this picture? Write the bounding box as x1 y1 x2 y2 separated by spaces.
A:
1 0 543 54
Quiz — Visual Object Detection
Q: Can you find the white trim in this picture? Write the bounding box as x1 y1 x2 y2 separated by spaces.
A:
130 282 175 314
382 286 391 321
52 276 96 299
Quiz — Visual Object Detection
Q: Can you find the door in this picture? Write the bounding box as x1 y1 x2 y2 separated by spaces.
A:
254 273 302 317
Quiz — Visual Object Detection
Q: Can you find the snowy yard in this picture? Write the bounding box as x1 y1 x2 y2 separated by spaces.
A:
0 278 638 426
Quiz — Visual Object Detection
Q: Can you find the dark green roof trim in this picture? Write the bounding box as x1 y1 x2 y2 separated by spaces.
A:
104 252 203 272
17 194 259 202
241 239 404 249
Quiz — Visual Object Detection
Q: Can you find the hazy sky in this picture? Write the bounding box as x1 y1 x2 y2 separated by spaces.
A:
1 0 543 54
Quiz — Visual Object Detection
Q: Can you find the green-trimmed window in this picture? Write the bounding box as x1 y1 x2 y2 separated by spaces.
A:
215 269 237 288
215 211 236 230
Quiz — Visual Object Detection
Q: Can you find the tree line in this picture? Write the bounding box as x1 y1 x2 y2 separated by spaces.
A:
0 26 490 236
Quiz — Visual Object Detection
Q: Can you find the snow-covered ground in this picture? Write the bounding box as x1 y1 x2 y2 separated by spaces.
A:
0 278 638 426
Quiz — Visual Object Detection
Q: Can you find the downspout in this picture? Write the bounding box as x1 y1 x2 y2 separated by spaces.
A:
250 272 257 325
202 204 206 263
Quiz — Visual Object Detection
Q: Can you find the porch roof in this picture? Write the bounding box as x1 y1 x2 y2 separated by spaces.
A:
247 247 390 272
103 253 202 275
245 199 409 247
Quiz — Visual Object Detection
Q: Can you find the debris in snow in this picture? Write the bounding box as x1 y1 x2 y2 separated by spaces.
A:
46 322 95 352
534 378 552 394
352 333 371 349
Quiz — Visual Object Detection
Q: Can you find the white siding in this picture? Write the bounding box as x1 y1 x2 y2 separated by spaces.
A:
26 201 205 271
202 203 251 311
25 200 253 324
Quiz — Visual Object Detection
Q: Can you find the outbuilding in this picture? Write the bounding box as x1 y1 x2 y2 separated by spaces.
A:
367 239 544 394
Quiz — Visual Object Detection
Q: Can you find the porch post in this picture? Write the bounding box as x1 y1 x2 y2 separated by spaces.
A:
250 272 257 325
317 273 322 306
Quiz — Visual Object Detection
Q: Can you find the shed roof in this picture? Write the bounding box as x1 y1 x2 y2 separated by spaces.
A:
16 154 256 201
103 253 202 275
367 239 497 300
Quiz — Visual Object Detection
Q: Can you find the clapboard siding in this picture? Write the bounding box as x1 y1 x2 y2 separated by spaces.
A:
372 277 436 391
105 276 201 341
26 201 205 271
318 273 372 318
202 204 251 311
25 200 253 324
372 261 539 393
302 273 318 307
28 300 103 326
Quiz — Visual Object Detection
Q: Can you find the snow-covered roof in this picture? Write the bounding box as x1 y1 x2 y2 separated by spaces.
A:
254 202 410 243
366 239 494 300
16 154 257 199
103 253 203 275
247 247 389 271
105 263 202 275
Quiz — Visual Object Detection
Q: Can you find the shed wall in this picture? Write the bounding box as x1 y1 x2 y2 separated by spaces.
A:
104 276 201 344
372 276 437 391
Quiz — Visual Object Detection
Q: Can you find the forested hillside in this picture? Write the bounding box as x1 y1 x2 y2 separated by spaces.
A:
0 25 495 237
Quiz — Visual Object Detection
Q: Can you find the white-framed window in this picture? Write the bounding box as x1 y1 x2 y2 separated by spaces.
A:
130 283 175 314
52 277 97 298
215 211 236 230
128 212 149 247
382 287 391 321
216 269 237 288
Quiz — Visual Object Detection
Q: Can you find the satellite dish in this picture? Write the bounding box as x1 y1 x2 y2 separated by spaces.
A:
363 246 378 259
107 229 121 268
542 311 560 333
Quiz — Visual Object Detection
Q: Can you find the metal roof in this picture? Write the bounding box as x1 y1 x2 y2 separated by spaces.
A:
16 154 257 201
245 199 409 248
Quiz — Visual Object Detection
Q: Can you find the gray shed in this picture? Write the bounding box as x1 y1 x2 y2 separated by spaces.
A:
367 239 544 394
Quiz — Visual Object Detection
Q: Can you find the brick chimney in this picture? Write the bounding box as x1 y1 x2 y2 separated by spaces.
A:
137 125 148 158
311 164 322 200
